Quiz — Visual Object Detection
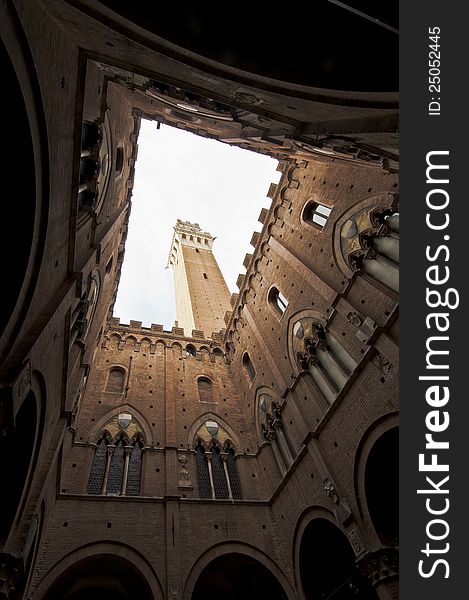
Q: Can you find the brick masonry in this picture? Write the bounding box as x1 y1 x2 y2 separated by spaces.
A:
1 3 399 599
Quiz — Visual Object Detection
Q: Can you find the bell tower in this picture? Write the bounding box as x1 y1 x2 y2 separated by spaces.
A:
167 220 231 336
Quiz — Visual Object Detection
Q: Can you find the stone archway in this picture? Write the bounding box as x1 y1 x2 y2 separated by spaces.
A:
364 427 399 546
184 543 295 600
91 3 398 92
0 38 36 339
33 542 163 600
191 552 288 600
299 518 378 599
43 554 153 600
0 389 39 546
0 6 49 359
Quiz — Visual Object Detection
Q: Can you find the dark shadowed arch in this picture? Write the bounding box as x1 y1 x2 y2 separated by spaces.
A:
299 518 378 599
0 384 43 546
96 3 398 91
364 426 399 546
191 552 288 600
43 554 154 600
0 38 35 338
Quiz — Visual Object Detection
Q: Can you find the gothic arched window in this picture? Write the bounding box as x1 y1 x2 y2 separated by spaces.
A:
106 368 125 393
125 437 143 496
198 377 213 403
194 435 243 500
210 444 229 499
357 210 400 292
258 394 295 476
225 443 243 500
292 319 358 404
106 437 126 495
342 206 399 293
88 432 144 496
87 435 109 495
195 442 212 498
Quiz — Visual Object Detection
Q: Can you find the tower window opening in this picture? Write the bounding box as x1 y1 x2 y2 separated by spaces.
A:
203 273 208 279
242 352 256 383
303 201 332 230
198 377 214 403
268 287 288 317
106 367 125 393
186 344 197 357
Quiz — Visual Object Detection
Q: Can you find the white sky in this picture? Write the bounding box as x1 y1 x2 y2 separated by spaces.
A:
113 120 280 329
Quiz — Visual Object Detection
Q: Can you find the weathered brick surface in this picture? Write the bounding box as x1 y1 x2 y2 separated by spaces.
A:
41 157 399 599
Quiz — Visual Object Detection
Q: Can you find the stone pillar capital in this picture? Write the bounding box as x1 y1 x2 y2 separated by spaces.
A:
358 547 399 587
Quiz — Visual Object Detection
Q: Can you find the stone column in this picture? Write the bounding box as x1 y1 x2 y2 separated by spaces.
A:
121 446 133 495
205 452 216 499
273 421 294 467
308 361 337 404
372 235 399 263
266 431 286 476
362 255 399 292
316 344 348 391
358 547 399 600
220 453 233 499
325 332 357 374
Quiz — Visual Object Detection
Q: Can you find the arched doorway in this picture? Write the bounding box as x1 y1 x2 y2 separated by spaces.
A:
44 554 153 600
0 390 38 546
299 518 378 599
364 427 398 546
192 553 288 600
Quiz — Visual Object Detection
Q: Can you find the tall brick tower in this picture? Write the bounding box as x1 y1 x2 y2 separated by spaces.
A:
167 219 231 336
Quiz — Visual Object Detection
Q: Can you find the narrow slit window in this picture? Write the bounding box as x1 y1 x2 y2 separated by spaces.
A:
242 352 256 382
115 146 124 175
